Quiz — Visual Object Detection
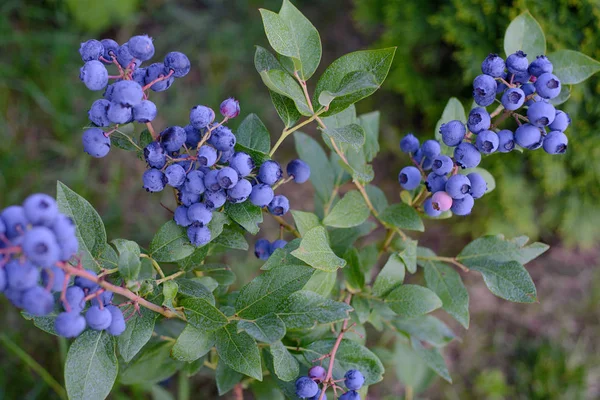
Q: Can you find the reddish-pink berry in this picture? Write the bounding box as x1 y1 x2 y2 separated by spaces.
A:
432 191 453 212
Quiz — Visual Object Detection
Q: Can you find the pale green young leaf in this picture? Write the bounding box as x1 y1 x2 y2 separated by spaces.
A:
235 113 271 154
120 342 182 385
548 49 600 84
318 71 379 107
379 203 424 232
372 253 405 297
291 210 321 236
359 111 380 162
294 132 336 204
259 69 312 115
385 285 442 318
291 226 347 271
392 315 457 347
411 338 451 383
302 270 337 297
323 190 370 228
471 260 537 303
503 11 546 61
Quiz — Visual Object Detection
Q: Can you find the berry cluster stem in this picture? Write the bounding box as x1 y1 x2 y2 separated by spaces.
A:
417 255 469 272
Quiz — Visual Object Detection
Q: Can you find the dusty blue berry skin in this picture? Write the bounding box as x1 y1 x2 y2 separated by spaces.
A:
528 55 553 77
467 172 487 199
527 101 556 127
184 170 206 195
0 268 6 292
55 312 87 338
187 224 211 246
75 269 99 291
249 184 274 207
107 102 132 124
445 174 471 199
220 98 240 119
165 164 186 187
22 286 53 315
398 166 421 190
174 206 192 227
467 108 491 134
254 239 271 260
515 124 543 150
339 391 360 400
190 105 215 129
82 128 111 158
64 286 86 312
100 39 118 62
144 142 167 169
164 51 190 77
91 291 113 307
421 140 441 158
506 50 529 74
204 190 227 210
345 370 365 390
227 179 252 203
86 306 113 330
203 170 221 192
501 87 525 111
431 155 453 176
184 125 203 148
59 235 79 261
476 130 500 154
426 172 448 193
128 35 154 61
521 83 536 106
295 376 319 399
132 67 147 85
424 198 442 217
5 261 39 290
440 120 466 146
497 129 515 153
535 73 561 99
133 100 157 123
230 152 255 177
217 167 239 189
473 74 497 106
106 305 126 336
22 227 60 267
549 110 570 132
143 168 167 192
88 99 111 127
209 126 236 152
197 146 218 167
308 390 327 400
308 366 327 381
219 149 234 164
79 39 104 62
116 43 142 69
543 131 568 154
400 133 420 153
23 194 58 226
160 126 187 152
80 60 109 91
496 80 508 95
1 206 28 239
258 160 283 185
111 80 143 107
103 84 115 101
145 63 174 92
5 288 24 308
270 239 287 253
450 194 475 216
187 203 213 226
268 195 290 216
287 159 311 183
454 142 481 168
52 214 76 242
178 190 200 207
481 53 505 77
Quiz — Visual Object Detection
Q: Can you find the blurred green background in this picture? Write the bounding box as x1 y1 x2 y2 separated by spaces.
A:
1 0 599 399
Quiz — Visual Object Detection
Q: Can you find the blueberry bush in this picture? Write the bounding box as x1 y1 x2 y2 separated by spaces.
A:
1 2 598 399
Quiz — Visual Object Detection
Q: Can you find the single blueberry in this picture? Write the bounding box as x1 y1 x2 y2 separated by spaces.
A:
64 286 86 313
116 43 142 69
1 206 28 239
197 146 218 167
542 131 568 154
308 366 327 381
204 190 227 210
527 101 556 127
145 62 174 92
295 376 319 399
177 189 201 207
6 260 40 291
268 195 290 216
467 172 487 199
344 370 365 390
74 269 100 291
249 184 274 207
128 35 154 61
208 125 236 152
160 126 187 152
230 152 255 177
164 51 191 77
184 124 204 148
426 172 448 193
55 312 87 338
227 179 252 203
548 110 570 132
445 174 472 199
287 159 311 183
190 105 215 129
217 167 239 189
100 39 119 63
22 226 60 268
528 55 553 77
142 168 167 192
454 142 481 169
501 87 525 111
79 60 109 91
421 140 441 158
481 53 505 77
398 166 421 190
107 102 132 124
440 120 466 146
174 206 192 227
79 39 104 62
535 73 561 99
450 194 475 216
106 305 127 336
187 224 211 247
88 99 111 127
506 50 529 74
431 155 454 176
515 124 544 150
144 142 167 169
467 108 491 134
187 203 213 226
400 133 420 153
23 193 58 226
424 198 442 217
111 80 144 107
86 306 113 331
475 130 500 154
165 164 186 187
132 100 157 123
254 239 271 260
220 98 240 119
184 170 206 195
203 169 221 192
258 160 283 185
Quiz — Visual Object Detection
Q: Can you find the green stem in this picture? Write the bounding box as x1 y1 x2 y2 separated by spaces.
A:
156 270 185 285
178 371 190 400
269 110 326 157
417 255 469 272
140 254 165 279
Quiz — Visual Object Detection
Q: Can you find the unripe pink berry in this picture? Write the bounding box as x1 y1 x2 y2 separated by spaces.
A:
220 98 240 119
308 365 326 381
431 191 453 212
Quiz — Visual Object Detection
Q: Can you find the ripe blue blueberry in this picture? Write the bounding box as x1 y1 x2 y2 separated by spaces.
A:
467 172 487 199
160 126 187 152
431 155 453 176
496 80 508 95
230 152 255 177
454 142 481 169
270 240 287 253
515 124 543 150
528 55 553 77
177 154 197 172
208 126 236 152
440 120 466 147
249 184 274 207
521 83 538 106
144 142 167 169
497 129 515 153
344 370 365 390
22 227 60 267
295 376 319 399
143 168 167 192
79 39 104 62
258 160 283 185
204 190 227 210
308 390 327 400
23 193 58 226
187 203 212 226
164 164 186 187
400 133 420 153
5 260 40 290
55 312 87 338
91 290 113 307
128 35 154 61
220 98 240 119
287 159 311 183
107 102 132 124
227 179 253 204
467 108 491 134
481 53 505 77
100 39 118 62
445 174 471 199
254 239 271 260
174 206 192 227
217 167 239 189
111 80 144 107
421 140 441 158
187 224 211 247
308 366 327 381
145 63 175 92
177 189 201 207
0 268 6 292
426 172 448 193
132 100 157 123
64 286 86 313
52 214 76 242
88 99 111 127
548 110 570 132
106 305 126 336
86 305 113 331
190 105 216 129
542 131 568 154
506 50 529 74
398 166 421 190
59 235 79 261
219 149 235 164
473 74 497 106
535 73 561 99
424 198 442 217
184 170 206 195
132 67 147 86
475 130 500 154
79 60 109 91
103 83 115 101
501 87 525 110
203 170 221 192
450 194 475 216
527 101 556 127
4 288 24 308
1 206 28 239
339 391 360 400
268 195 290 216
22 285 54 316
74 270 100 291
116 43 142 69
197 146 218 167
184 124 204 148
164 51 191 77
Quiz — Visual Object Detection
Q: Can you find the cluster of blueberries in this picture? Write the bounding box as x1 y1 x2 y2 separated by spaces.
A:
397 50 569 217
254 238 288 260
0 194 125 338
79 35 191 158
295 367 365 400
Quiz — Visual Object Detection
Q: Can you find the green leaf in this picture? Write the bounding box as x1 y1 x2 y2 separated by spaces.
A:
269 341 299 382
176 278 215 304
235 113 271 154
394 340 436 392
208 211 231 242
457 234 549 266
215 322 263 380
111 239 140 258
472 260 537 303
259 69 312 116
56 181 107 272
213 225 249 250
302 270 337 297
343 247 365 292
372 253 405 297
238 314 286 344
379 203 424 232
118 249 141 281
181 297 229 332
458 167 496 194
171 325 214 362
139 129 153 149
314 48 396 116
178 246 209 272
411 337 451 383
291 210 321 236
359 111 380 162
395 238 418 274
365 184 388 214
162 280 178 310
261 239 303 271
329 221 376 256
236 264 314 319
64 330 117 400
276 290 353 329
201 264 237 286
216 361 243 396
318 71 379 107
291 226 347 272
549 84 571 106
118 307 157 363
323 190 370 228
503 11 546 61
111 129 139 152
392 315 457 347
304 339 384 385
120 342 182 385
149 221 195 262
434 97 466 156
548 49 600 84
294 132 336 204
385 285 442 318
225 202 263 235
